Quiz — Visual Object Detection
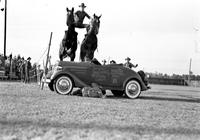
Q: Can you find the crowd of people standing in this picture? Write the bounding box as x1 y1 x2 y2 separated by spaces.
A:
1 54 36 83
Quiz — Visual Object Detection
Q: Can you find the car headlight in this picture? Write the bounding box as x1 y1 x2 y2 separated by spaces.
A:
55 66 63 71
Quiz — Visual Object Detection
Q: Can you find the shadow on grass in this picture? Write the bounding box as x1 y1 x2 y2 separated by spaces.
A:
139 96 200 103
105 94 200 103
0 119 200 136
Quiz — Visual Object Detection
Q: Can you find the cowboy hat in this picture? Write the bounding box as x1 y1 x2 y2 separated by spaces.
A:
79 3 86 8
110 60 116 64
27 57 31 60
125 57 131 61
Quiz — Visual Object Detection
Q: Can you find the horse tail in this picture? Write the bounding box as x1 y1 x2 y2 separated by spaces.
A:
59 42 64 61
80 46 85 62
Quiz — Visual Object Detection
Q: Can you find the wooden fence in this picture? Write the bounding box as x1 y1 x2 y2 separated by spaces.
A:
148 77 188 86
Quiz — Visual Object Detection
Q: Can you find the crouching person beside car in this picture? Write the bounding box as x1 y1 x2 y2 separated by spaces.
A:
74 83 106 98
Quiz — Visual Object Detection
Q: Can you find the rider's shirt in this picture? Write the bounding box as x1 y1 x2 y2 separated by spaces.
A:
74 11 90 24
124 62 137 69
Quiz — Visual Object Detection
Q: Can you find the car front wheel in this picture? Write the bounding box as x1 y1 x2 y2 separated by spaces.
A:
54 75 73 95
125 80 141 99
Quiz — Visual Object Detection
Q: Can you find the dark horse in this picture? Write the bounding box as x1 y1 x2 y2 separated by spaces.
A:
80 14 101 61
59 7 78 61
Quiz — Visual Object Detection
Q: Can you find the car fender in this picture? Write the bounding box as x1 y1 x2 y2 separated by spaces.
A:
123 75 147 91
48 81 54 91
51 70 90 87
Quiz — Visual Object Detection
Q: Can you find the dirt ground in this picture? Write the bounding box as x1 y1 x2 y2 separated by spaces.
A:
0 82 200 140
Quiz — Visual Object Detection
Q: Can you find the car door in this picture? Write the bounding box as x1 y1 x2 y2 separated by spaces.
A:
90 64 110 86
68 62 93 85
109 65 126 88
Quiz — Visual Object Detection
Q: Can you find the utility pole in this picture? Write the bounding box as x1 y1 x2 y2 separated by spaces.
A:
194 27 200 53
41 32 53 90
4 0 7 57
188 58 192 83
1 0 7 57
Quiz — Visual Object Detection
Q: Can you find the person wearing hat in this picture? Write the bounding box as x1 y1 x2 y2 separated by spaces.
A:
102 59 107 65
25 57 32 83
124 57 138 69
19 57 25 82
74 3 91 28
110 60 116 64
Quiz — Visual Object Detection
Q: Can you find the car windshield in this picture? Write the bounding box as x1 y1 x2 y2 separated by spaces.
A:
91 58 101 65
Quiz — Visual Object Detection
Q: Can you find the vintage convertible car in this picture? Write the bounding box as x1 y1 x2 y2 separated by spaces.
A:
46 60 149 99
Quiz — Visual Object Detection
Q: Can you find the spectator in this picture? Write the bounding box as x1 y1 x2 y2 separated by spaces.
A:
19 57 25 82
12 56 17 76
110 60 116 64
16 55 22 79
102 59 106 65
4 56 10 77
124 57 138 69
24 57 32 83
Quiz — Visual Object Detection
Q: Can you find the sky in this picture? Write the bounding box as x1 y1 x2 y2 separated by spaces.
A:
0 0 200 75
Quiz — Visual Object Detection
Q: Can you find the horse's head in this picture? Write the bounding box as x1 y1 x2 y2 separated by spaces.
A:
66 7 74 26
88 14 101 35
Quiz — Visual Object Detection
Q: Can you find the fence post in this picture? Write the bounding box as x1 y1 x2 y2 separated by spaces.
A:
36 63 40 85
41 32 53 90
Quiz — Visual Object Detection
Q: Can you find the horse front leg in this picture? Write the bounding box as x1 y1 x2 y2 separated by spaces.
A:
80 45 87 62
70 52 75 61
59 44 64 61
59 55 63 61
80 50 86 62
90 43 97 60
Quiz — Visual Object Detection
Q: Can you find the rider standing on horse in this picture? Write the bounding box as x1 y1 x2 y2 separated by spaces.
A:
74 3 90 28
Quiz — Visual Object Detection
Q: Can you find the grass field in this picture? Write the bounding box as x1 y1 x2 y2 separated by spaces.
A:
0 82 200 140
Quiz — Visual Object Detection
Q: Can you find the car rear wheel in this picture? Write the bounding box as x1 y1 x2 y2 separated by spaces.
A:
111 90 124 97
54 75 73 95
125 80 141 99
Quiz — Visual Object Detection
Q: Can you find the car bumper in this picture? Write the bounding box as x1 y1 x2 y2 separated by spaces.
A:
41 77 51 83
